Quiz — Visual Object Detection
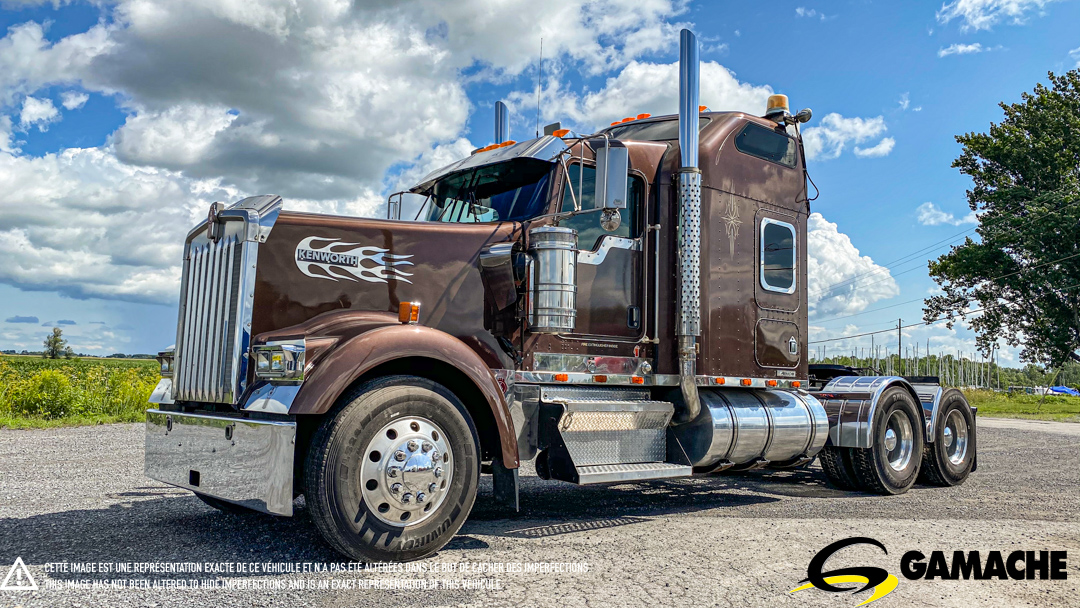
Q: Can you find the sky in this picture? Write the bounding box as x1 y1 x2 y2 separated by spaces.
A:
0 0 1077 362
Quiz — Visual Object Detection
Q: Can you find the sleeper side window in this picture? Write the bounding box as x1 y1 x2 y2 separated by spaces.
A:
761 218 796 293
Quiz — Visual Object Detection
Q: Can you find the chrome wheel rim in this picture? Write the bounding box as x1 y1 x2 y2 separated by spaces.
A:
944 409 969 466
884 410 914 472
359 416 454 527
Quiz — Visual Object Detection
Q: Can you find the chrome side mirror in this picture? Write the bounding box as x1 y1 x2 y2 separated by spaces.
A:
593 139 628 211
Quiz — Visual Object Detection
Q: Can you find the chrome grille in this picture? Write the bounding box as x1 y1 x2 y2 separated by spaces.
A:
174 234 245 403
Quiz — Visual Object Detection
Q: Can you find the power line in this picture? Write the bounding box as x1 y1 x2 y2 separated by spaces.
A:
809 280 1080 344
810 195 1080 297
811 248 1080 327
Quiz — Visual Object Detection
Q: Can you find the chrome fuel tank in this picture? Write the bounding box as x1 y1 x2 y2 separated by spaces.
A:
673 388 829 468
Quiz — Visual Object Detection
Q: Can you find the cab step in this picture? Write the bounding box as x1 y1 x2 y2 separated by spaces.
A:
537 387 691 484
576 462 692 484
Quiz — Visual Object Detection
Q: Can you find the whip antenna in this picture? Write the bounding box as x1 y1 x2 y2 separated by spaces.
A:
536 38 543 138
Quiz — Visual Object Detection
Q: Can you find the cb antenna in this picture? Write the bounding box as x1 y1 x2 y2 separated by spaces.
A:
535 38 543 138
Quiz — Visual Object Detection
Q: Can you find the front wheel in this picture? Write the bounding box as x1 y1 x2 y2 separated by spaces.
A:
304 375 480 562
848 386 924 495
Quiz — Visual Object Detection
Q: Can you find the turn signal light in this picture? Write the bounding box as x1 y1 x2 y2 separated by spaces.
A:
398 302 420 324
766 379 778 387
792 381 801 388
554 373 569 382
741 378 752 386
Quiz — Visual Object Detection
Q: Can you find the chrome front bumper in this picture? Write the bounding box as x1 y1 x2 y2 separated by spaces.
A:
144 409 296 516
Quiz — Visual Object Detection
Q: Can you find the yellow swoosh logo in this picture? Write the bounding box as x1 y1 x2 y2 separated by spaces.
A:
790 574 899 606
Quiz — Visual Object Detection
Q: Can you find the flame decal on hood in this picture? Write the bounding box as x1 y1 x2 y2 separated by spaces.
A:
294 236 414 283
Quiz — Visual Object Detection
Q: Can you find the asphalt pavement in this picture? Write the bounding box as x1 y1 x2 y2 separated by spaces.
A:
0 417 1077 607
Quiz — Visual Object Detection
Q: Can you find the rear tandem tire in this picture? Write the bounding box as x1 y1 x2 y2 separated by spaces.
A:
848 386 924 495
304 375 481 562
818 445 860 491
918 390 975 487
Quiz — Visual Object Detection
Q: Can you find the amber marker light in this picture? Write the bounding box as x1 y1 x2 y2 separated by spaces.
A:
741 378 752 386
714 377 726 385
767 379 778 387
552 129 570 137
631 376 644 385
792 381 802 388
593 375 608 383
636 113 651 120
554 373 569 382
398 302 420 324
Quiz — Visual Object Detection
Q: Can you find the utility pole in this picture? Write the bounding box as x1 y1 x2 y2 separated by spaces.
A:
897 318 902 376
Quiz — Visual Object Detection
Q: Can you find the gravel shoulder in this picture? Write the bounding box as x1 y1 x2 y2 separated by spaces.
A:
0 419 1077 607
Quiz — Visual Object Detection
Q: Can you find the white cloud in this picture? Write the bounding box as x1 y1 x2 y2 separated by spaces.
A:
18 95 59 130
1070 46 1080 67
936 0 1058 31
898 92 910 111
938 42 985 57
0 0 692 304
795 7 825 20
523 59 775 131
808 213 900 318
916 202 978 226
60 90 89 110
854 137 895 158
802 113 890 160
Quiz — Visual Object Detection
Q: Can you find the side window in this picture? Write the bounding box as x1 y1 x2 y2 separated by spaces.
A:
735 122 798 168
558 164 642 250
761 218 796 293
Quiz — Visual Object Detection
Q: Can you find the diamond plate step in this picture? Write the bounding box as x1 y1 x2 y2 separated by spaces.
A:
576 462 692 484
556 400 675 467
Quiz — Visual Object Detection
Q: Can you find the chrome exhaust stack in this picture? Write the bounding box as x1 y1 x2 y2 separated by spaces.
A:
494 101 509 144
675 28 702 423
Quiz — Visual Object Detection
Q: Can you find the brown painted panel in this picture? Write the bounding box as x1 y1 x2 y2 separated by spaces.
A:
755 318 800 368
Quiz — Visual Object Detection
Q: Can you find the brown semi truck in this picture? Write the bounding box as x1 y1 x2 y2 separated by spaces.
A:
145 30 976 562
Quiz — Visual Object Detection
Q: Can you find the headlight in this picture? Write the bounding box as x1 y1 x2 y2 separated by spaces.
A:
156 349 175 378
251 340 305 382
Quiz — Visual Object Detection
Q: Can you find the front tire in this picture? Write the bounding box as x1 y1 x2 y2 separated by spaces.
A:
305 375 480 562
848 387 924 495
918 390 975 486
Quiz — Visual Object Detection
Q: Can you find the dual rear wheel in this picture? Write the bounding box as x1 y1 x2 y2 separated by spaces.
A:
819 387 974 494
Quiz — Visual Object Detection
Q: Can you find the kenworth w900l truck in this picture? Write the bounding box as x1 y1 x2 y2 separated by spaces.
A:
145 30 976 562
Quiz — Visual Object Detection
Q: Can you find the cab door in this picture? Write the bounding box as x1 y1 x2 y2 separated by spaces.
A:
556 162 645 339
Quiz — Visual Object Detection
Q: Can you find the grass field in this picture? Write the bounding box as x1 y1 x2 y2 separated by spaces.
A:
963 389 1080 423
2 356 1078 428
0 355 159 429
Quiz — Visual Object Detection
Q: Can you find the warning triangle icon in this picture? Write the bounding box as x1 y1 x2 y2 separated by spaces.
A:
0 557 38 591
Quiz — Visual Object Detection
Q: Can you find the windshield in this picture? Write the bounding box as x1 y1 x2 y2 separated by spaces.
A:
425 159 552 223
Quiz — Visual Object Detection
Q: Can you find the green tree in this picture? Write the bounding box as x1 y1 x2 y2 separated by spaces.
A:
42 327 68 359
925 70 1080 368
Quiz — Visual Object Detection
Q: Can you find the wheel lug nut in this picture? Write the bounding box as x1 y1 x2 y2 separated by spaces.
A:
422 442 433 452
401 493 413 504
386 466 400 478
407 440 419 452
431 450 440 461
428 483 437 493
433 467 443 479
394 450 407 462
416 492 426 503
390 483 402 494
